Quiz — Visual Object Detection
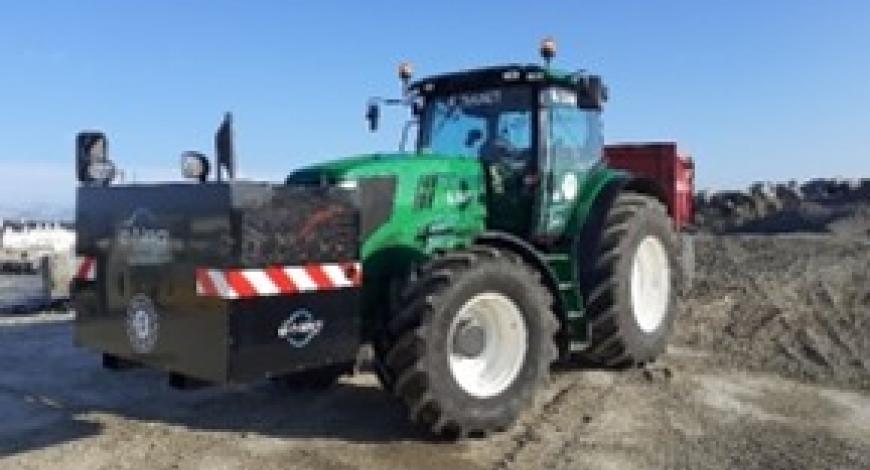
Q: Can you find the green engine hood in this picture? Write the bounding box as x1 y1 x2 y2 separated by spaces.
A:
286 152 481 184
286 150 488 260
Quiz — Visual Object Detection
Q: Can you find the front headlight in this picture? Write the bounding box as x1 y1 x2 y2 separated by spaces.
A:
181 151 210 182
87 160 117 183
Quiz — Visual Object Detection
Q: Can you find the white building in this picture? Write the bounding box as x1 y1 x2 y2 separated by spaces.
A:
1 220 76 254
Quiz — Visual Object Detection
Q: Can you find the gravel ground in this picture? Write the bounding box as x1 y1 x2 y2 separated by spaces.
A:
1 234 869 469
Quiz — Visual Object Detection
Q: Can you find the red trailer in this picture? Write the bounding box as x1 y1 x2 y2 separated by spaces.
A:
604 142 695 229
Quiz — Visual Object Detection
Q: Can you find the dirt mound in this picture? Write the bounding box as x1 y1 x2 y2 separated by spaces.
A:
676 235 870 390
695 178 870 235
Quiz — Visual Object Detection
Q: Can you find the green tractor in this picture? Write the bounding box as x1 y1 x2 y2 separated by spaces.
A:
72 39 688 438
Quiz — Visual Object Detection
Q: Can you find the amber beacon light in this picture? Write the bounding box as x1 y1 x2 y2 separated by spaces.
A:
540 37 557 66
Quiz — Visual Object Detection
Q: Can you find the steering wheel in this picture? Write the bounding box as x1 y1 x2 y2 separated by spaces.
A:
482 137 528 171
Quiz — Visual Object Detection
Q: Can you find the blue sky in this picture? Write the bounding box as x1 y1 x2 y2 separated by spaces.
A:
1 1 868 207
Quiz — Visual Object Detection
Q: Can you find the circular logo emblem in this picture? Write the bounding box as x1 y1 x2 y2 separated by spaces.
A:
277 309 324 348
561 173 578 201
126 294 160 354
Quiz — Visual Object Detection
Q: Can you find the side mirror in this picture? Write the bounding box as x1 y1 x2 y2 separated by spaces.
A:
366 102 380 132
76 131 116 185
588 76 607 106
578 75 607 108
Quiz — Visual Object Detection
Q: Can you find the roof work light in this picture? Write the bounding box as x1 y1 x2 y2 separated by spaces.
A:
540 37 557 66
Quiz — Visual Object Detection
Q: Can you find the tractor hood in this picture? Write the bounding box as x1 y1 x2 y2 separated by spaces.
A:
286 150 488 272
286 152 481 185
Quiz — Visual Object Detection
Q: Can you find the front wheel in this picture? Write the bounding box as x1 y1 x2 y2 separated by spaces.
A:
578 192 679 367
379 246 558 437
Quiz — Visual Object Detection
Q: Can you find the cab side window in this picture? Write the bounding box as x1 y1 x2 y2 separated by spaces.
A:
546 105 602 170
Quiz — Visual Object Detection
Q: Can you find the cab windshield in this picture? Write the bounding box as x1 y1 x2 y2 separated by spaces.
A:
417 87 533 167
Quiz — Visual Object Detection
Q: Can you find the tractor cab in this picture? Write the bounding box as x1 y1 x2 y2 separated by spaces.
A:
408 64 607 240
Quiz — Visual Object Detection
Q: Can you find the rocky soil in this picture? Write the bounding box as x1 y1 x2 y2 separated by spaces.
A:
678 235 870 391
1 184 869 469
694 177 870 235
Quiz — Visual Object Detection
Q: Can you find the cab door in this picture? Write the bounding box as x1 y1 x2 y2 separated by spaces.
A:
483 109 536 235
533 88 604 241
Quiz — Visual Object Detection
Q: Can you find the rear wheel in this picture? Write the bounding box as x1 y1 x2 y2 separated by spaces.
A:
378 246 557 437
578 192 678 367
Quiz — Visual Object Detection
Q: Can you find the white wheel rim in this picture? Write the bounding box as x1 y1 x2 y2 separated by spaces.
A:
630 236 671 333
447 292 527 399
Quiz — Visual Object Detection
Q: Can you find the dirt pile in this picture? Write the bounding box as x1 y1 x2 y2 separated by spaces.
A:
676 235 870 390
695 178 870 235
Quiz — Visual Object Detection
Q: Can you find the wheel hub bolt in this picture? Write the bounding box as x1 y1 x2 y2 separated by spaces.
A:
453 322 486 357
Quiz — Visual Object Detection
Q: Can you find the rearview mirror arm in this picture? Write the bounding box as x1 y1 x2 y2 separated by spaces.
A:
365 95 418 132
399 119 419 152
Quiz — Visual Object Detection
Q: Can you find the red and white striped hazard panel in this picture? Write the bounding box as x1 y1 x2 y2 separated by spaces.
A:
74 256 97 281
195 262 362 299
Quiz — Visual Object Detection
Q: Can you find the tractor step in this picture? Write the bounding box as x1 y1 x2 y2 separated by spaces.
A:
543 252 587 348
543 253 582 313
565 310 583 320
542 253 573 280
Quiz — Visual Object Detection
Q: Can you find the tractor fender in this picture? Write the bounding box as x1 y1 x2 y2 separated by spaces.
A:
475 231 565 321
621 175 669 209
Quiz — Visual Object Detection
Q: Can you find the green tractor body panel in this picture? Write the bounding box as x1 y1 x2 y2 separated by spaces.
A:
564 166 626 237
288 152 488 333
288 150 623 347
289 152 486 258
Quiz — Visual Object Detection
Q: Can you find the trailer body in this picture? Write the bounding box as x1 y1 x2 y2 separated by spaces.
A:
604 143 695 228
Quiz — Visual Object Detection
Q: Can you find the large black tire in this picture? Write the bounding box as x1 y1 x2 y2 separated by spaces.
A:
578 192 679 367
378 246 558 437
